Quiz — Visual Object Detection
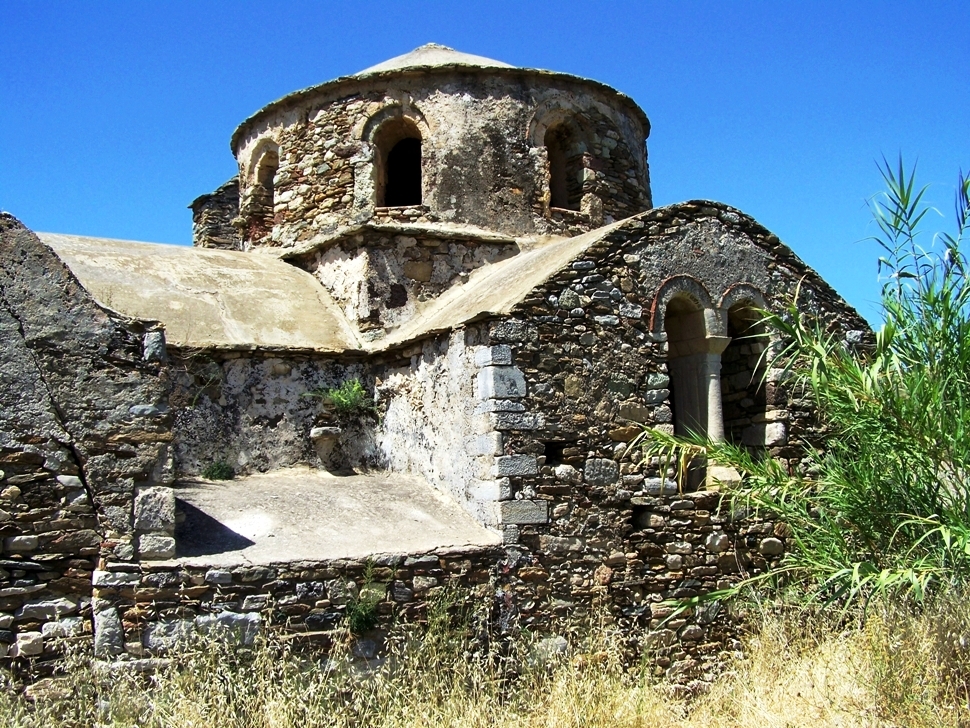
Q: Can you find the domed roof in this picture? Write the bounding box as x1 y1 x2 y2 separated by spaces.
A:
357 43 514 75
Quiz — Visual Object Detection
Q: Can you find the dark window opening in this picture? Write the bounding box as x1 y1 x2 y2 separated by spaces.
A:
384 138 422 207
663 295 709 490
544 123 585 211
248 148 279 237
631 504 651 530
256 150 278 199
543 440 574 466
721 303 768 449
387 283 408 309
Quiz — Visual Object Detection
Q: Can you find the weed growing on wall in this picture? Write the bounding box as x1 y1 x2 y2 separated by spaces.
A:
305 378 374 416
647 159 970 608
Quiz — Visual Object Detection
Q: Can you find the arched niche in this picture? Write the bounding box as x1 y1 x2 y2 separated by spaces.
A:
543 119 587 211
528 100 594 214
373 117 422 207
243 139 280 238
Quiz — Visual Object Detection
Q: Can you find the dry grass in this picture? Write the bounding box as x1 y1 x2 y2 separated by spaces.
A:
3 598 969 728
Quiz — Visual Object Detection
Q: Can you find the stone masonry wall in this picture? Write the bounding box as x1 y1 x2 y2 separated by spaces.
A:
0 215 172 666
190 177 242 250
450 202 869 677
299 229 517 338
169 351 370 477
232 71 650 249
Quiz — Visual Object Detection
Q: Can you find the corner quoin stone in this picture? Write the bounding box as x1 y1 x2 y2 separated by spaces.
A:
494 455 539 477
476 365 527 399
500 500 549 524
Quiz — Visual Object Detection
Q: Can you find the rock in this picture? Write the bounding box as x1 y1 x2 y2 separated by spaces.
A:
585 458 619 486
477 366 527 399
42 616 85 638
143 619 194 652
704 532 730 553
204 569 233 585
94 607 125 658
92 569 141 587
11 631 43 657
134 487 176 532
352 638 377 659
500 500 549 524
532 635 569 664
17 597 78 620
553 464 582 484
196 611 260 646
138 534 176 560
494 455 538 477
4 535 37 551
391 582 413 602
759 537 784 556
143 330 167 362
241 595 269 612
412 575 438 593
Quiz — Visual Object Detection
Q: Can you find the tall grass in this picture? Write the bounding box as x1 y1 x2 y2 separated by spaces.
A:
4 594 970 727
648 160 970 607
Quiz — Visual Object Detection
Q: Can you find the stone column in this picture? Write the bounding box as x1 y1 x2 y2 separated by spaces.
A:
703 336 731 442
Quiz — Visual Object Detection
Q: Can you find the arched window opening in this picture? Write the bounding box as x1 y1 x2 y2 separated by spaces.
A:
385 138 421 206
721 303 768 449
663 296 709 439
374 118 422 207
544 123 585 211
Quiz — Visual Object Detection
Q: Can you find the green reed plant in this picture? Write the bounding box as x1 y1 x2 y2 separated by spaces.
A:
646 159 970 609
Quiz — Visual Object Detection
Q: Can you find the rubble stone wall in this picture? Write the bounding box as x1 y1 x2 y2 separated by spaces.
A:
231 70 651 249
299 229 517 335
168 351 371 477
190 177 242 250
0 215 172 663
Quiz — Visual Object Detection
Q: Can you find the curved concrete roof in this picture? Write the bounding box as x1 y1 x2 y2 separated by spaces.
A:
38 234 361 353
356 43 513 75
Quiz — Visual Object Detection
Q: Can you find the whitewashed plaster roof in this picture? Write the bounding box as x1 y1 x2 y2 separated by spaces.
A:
38 233 362 353
38 220 625 354
356 43 514 75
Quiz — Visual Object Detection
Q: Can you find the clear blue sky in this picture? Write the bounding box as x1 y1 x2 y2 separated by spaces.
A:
2 1 968 324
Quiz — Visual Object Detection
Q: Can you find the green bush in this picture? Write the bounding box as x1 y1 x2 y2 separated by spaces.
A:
647 159 970 608
305 378 374 416
201 461 234 480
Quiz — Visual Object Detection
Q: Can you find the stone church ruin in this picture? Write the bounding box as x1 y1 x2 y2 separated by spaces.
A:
0 44 867 679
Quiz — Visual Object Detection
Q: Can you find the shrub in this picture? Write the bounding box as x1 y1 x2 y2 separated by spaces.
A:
201 461 234 480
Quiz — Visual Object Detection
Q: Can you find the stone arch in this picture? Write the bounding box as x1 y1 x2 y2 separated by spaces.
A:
241 138 280 240
650 275 716 337
358 104 431 209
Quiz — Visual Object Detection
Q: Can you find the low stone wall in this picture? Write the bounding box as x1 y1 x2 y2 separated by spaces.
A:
80 488 773 686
